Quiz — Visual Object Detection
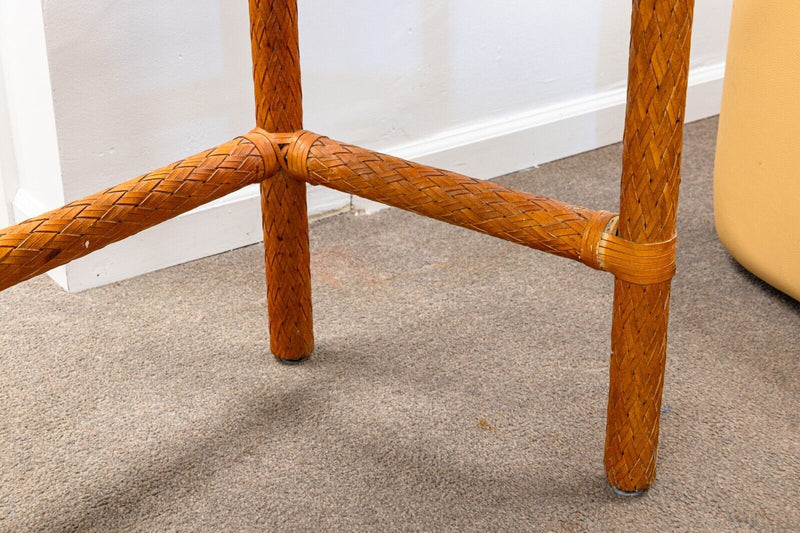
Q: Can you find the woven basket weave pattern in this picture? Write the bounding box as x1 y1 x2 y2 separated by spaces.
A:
250 0 314 360
293 133 612 262
605 0 694 492
0 136 269 292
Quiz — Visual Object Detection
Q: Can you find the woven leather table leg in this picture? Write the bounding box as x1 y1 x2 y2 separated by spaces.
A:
604 0 694 493
249 0 314 361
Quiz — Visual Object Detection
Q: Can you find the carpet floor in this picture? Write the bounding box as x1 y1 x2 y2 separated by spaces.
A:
1 117 798 532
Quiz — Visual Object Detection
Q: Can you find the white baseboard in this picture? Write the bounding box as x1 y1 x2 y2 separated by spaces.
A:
19 62 724 292
354 62 725 213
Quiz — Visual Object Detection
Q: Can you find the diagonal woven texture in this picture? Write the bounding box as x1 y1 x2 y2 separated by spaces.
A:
286 133 615 263
604 0 695 492
0 136 269 292
249 0 301 131
249 0 313 360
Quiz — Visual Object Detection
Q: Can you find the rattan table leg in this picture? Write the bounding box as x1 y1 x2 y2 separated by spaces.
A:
604 0 695 494
249 0 314 361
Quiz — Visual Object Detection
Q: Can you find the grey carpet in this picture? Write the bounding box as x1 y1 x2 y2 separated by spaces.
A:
1 118 798 532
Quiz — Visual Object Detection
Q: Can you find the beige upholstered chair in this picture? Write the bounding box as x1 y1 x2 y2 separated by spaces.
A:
715 0 800 301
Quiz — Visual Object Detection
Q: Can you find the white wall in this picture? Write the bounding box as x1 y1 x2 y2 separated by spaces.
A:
0 55 15 228
1 0 733 291
0 0 68 285
302 0 725 147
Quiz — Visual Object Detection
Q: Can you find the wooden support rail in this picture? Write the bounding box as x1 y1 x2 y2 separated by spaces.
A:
277 130 617 264
280 131 676 286
0 134 277 292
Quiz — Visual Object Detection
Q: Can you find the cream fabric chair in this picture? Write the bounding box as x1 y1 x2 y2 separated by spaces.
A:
714 0 800 301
